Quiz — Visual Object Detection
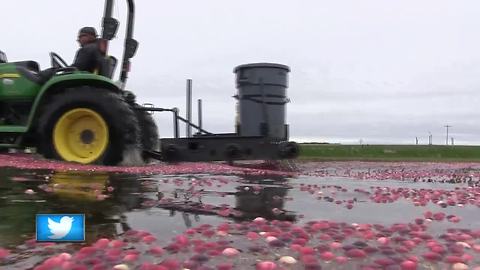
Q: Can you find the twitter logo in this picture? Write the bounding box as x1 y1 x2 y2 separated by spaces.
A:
36 214 85 242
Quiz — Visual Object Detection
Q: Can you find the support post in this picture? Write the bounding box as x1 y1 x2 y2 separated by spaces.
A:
198 99 203 134
173 108 180 138
186 79 192 138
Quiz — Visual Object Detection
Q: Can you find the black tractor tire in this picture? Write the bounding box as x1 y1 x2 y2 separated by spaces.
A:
134 105 159 162
37 87 141 165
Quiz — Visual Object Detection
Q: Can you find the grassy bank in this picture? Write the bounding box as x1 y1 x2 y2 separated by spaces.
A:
298 144 480 162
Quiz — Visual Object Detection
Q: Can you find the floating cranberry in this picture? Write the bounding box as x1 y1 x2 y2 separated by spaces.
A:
160 258 181 270
216 263 234 270
448 216 461 223
423 211 433 219
123 253 139 262
345 248 367 258
300 247 315 255
94 238 110 248
256 261 277 270
452 263 469 270
422 252 441 261
433 212 446 221
0 248 10 259
364 246 378 254
445 255 464 264
377 237 389 245
247 232 260 240
222 248 239 257
110 240 125 248
329 242 342 249
374 258 395 267
149 246 165 256
78 246 97 257
142 235 157 244
320 251 335 261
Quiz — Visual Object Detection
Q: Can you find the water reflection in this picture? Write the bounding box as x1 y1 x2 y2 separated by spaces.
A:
44 171 139 242
0 169 295 247
0 168 47 247
154 174 295 225
236 174 295 221
0 169 145 246
235 185 293 221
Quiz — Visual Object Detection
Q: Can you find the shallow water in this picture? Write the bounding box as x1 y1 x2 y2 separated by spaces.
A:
0 169 293 248
0 156 479 269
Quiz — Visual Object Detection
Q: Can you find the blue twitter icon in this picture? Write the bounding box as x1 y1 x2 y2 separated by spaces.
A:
36 214 85 242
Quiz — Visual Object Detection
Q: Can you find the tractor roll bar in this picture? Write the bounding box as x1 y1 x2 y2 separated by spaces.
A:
102 0 137 88
119 0 136 86
102 0 114 41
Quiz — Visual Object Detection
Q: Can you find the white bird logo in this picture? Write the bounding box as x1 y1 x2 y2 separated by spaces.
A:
47 216 74 239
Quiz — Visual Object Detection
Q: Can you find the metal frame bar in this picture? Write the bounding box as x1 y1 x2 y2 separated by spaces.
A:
134 106 212 138
176 115 212 136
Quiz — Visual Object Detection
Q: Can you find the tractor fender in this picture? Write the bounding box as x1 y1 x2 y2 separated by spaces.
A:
26 73 121 131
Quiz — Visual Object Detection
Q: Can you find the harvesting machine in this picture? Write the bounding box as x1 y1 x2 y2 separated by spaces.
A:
0 0 299 165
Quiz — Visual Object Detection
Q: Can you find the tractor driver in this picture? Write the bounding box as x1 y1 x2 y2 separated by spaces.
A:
72 27 103 73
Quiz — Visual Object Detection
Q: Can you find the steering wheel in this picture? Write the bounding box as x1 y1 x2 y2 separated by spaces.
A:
50 52 69 68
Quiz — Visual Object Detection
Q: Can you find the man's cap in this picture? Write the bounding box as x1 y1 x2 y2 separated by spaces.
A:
78 27 98 37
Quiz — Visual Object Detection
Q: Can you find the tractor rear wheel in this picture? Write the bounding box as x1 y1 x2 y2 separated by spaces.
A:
37 87 141 165
134 106 159 162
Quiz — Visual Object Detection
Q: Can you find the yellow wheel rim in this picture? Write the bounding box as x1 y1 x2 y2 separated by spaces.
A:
53 108 109 164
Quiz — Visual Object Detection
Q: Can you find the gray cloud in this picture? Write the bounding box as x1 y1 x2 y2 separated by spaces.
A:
3 0 480 144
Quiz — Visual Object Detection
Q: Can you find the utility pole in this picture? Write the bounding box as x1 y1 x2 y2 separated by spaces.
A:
444 125 451 145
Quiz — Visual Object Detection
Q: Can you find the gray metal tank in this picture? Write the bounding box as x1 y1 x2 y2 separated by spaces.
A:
234 63 290 139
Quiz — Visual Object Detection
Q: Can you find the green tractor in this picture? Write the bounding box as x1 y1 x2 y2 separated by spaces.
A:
0 0 158 165
1 0 299 166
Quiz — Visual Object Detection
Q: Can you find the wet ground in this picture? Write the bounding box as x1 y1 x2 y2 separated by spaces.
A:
0 154 479 269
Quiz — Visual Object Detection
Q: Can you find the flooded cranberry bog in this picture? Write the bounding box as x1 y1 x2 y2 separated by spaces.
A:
0 154 479 269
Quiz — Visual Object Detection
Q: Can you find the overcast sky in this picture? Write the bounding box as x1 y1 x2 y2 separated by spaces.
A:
4 0 480 145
